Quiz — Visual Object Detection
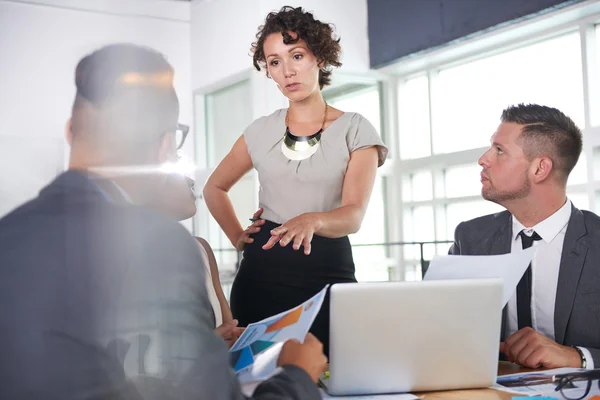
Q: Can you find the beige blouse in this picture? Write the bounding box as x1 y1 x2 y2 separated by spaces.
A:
244 109 388 225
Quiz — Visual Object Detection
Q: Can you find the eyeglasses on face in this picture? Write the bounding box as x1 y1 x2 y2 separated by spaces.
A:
173 123 189 150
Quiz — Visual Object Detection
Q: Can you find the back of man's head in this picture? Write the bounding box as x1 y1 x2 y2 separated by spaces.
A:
70 43 179 166
501 103 582 184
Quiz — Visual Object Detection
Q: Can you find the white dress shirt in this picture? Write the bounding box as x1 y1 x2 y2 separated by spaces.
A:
506 199 593 369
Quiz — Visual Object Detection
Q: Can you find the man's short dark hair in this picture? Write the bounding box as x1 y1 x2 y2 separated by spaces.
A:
501 104 583 181
71 43 178 146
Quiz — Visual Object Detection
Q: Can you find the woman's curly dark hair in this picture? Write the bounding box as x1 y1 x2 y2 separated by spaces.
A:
251 6 342 89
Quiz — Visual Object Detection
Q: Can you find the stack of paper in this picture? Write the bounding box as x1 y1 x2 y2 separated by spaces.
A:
424 247 536 307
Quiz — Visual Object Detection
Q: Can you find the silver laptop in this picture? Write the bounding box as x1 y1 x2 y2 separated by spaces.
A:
321 278 503 395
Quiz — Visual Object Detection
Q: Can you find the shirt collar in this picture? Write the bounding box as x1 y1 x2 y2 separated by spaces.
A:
89 176 133 204
107 180 133 204
512 199 572 243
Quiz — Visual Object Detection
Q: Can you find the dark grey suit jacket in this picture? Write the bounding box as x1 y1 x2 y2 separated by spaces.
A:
449 204 600 366
0 170 320 400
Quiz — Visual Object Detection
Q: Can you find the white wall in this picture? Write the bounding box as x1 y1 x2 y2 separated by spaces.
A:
190 0 371 91
0 0 192 217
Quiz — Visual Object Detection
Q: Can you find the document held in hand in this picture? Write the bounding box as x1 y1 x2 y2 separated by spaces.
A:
229 284 329 383
424 247 536 307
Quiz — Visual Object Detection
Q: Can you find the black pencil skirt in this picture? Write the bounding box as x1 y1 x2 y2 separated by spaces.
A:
230 220 356 356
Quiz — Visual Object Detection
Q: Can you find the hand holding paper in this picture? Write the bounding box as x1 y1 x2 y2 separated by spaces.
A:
229 285 328 383
278 333 328 382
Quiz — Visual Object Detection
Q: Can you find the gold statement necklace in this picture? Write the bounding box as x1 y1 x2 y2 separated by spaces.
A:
281 101 328 161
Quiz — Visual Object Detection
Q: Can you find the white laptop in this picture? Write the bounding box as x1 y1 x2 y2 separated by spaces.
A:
321 278 503 395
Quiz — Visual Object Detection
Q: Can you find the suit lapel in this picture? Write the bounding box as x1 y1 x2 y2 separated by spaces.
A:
554 205 588 345
488 212 512 255
488 212 512 341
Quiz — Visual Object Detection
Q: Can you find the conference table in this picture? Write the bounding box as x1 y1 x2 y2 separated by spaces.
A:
413 361 537 399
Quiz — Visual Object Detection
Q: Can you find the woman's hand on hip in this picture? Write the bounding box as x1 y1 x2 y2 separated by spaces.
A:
262 213 322 255
235 208 265 251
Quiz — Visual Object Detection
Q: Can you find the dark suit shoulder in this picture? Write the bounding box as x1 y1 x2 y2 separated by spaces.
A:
102 203 203 275
449 210 511 255
581 209 600 231
573 208 600 247
0 192 55 230
118 203 189 235
455 210 511 236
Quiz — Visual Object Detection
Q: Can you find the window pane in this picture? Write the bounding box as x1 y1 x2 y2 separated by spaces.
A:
205 80 252 165
422 242 437 265
412 170 433 201
445 200 504 240
403 171 433 201
353 244 390 282
204 80 255 268
398 76 431 159
402 175 413 202
351 176 386 244
413 206 435 242
444 163 481 198
568 191 589 211
594 147 600 179
332 87 388 282
403 263 421 282
435 204 447 244
434 32 584 154
209 176 256 273
593 24 600 127
351 177 388 282
436 242 453 258
403 244 420 263
403 208 414 242
568 152 588 186
327 85 390 281
328 86 382 138
403 205 434 262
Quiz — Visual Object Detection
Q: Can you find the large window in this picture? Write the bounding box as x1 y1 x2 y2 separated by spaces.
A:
205 80 253 166
434 33 584 154
398 76 431 160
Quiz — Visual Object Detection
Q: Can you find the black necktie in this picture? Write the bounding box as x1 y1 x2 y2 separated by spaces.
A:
517 230 542 329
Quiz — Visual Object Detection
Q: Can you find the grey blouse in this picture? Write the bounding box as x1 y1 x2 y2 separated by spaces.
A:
244 109 388 225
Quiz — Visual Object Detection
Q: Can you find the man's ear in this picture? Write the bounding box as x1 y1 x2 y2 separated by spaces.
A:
65 118 73 146
532 156 554 183
158 132 176 164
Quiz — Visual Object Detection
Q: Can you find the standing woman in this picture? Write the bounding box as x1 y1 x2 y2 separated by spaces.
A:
203 6 387 355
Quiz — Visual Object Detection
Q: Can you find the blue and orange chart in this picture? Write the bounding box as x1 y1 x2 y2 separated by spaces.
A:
230 285 329 375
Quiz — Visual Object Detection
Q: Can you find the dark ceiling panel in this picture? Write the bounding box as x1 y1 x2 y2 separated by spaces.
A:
367 0 582 68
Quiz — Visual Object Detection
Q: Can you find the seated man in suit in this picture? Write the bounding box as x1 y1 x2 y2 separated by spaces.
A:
450 103 599 370
0 43 325 399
